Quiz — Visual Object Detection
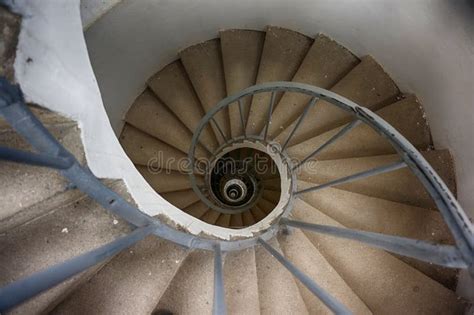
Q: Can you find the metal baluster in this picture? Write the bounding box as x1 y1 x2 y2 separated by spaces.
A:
293 120 361 171
238 98 247 138
263 91 276 141
295 161 407 195
213 243 227 315
211 117 228 143
281 96 318 151
258 238 352 315
0 225 156 312
281 219 467 268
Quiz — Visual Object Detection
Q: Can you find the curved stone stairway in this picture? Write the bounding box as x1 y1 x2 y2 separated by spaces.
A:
0 22 471 315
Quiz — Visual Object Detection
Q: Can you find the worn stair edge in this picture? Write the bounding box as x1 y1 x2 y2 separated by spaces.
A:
246 26 313 135
220 29 265 137
51 236 189 315
296 179 458 289
279 229 372 314
275 55 400 146
155 250 214 314
267 33 359 138
293 199 466 314
0 124 85 223
0 181 133 314
255 237 309 314
287 95 432 161
224 248 261 313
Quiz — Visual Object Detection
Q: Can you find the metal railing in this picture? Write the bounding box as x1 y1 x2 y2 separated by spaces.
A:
0 78 472 314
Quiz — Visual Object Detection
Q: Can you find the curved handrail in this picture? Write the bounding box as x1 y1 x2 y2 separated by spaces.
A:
189 81 474 271
1 78 472 313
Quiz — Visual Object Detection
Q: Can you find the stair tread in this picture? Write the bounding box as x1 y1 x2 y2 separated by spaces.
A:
279 229 372 314
51 236 188 315
250 206 267 221
120 124 188 172
246 26 313 135
242 211 255 226
288 95 431 160
275 55 400 146
268 33 359 138
257 198 276 214
297 180 457 289
125 89 208 158
136 165 203 193
148 60 219 151
230 213 243 228
0 182 132 314
200 209 221 225
297 150 456 208
220 29 265 137
215 213 231 227
184 201 209 219
224 248 261 313
160 189 200 209
155 250 214 315
0 104 73 131
262 190 280 204
292 199 465 314
0 124 84 224
255 238 309 314
180 39 230 143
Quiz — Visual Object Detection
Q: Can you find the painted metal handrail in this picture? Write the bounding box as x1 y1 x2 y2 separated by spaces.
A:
1 77 473 313
0 225 156 312
189 82 474 279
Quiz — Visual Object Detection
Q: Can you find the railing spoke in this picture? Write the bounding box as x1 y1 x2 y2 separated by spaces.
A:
0 225 156 312
0 146 73 169
258 238 352 315
295 161 406 195
281 219 468 268
211 117 228 143
293 120 361 171
238 99 247 138
213 244 227 315
281 96 319 151
263 91 276 141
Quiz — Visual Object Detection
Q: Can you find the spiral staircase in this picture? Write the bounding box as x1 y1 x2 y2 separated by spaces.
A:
0 5 473 315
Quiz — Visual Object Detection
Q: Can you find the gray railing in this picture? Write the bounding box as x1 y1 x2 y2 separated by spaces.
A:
0 78 472 314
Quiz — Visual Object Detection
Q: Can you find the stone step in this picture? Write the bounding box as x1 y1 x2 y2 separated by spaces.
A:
148 60 219 151
279 229 372 314
297 180 457 289
297 150 456 208
255 238 309 314
120 124 188 172
275 55 400 146
220 29 265 137
180 39 230 143
51 236 188 315
246 26 312 135
155 251 214 314
292 198 465 314
125 89 208 158
288 95 431 161
267 33 359 139
0 182 132 314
